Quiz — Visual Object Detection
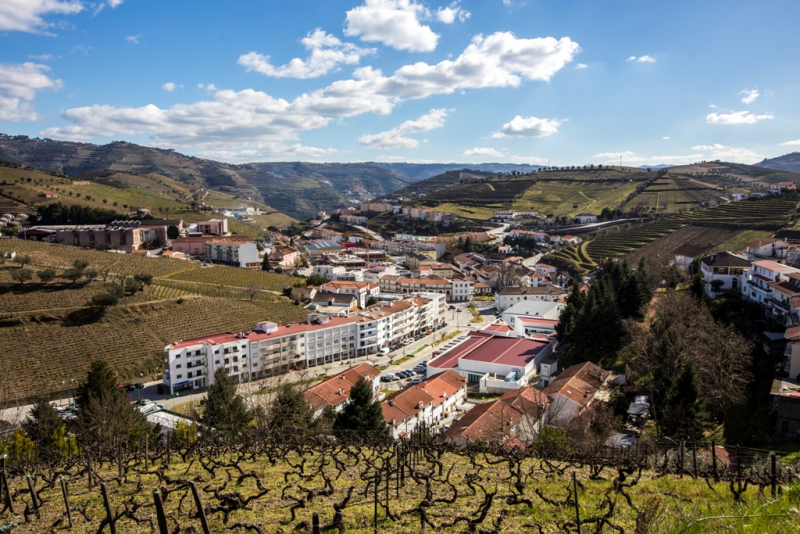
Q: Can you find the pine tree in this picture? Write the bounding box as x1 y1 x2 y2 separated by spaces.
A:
21 398 63 458
689 271 707 303
202 369 253 437
333 378 390 442
663 360 705 439
264 384 320 439
75 359 121 413
261 254 271 271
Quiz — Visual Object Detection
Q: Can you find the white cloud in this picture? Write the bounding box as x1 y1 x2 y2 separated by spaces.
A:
575 63 587 69
45 31 578 159
360 108 449 149
0 62 63 122
197 83 218 92
374 155 437 163
161 82 182 92
107 0 123 7
696 144 764 163
627 55 655 63
195 144 338 163
663 136 670 140
238 29 374 79
345 0 439 52
0 0 83 33
464 147 504 158
125 34 140 44
436 1 470 23
780 139 800 147
493 115 561 138
29 54 55 60
739 88 759 104
706 111 774 124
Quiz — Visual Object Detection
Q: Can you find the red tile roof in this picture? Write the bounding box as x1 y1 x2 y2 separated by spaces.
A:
304 363 379 411
542 362 607 407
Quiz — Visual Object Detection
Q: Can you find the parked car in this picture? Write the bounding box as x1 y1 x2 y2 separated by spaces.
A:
380 375 393 382
126 383 144 391
410 377 423 384
379 347 390 355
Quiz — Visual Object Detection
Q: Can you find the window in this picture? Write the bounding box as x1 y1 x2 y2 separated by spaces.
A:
175 364 181 369
225 358 230 364
195 350 201 356
215 360 220 365
176 374 182 379
214 350 220 354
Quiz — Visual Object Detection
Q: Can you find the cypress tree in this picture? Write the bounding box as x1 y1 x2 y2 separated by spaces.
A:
333 378 390 442
202 369 253 437
663 360 705 439
22 398 63 458
75 359 121 413
265 384 320 439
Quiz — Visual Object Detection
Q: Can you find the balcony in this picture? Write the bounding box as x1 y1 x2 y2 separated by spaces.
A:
770 298 790 311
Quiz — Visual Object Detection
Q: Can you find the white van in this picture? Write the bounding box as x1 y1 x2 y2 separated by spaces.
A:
379 348 390 355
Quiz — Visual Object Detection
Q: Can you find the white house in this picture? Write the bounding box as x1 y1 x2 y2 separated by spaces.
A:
382 370 466 439
700 251 751 297
494 286 569 311
741 260 800 308
745 238 791 261
574 213 598 224
501 300 564 330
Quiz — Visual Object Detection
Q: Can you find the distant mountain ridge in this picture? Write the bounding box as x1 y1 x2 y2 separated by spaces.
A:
756 152 800 174
0 134 418 219
371 162 542 181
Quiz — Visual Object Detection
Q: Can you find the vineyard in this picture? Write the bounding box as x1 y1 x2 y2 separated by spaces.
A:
164 266 304 293
550 198 799 273
151 278 280 302
0 437 797 533
0 297 308 400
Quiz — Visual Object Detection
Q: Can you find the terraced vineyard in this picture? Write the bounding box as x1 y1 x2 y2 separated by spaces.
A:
550 198 799 272
164 264 304 292
152 277 280 301
1 297 307 399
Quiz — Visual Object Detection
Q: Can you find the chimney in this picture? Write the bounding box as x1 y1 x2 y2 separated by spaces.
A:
389 399 395 406
391 418 396 425
338 388 343 395
417 401 423 409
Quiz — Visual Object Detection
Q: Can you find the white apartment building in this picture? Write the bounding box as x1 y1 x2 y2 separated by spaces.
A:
742 260 800 306
163 332 253 395
162 295 446 393
204 240 260 269
320 281 380 308
451 278 474 302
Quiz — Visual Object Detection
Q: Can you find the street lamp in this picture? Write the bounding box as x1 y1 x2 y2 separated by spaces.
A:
456 309 462 330
136 372 144 401
172 392 179 411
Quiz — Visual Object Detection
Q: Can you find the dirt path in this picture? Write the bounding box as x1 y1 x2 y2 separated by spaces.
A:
578 191 597 210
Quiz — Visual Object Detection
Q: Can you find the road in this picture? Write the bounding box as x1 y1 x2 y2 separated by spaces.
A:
351 224 384 241
522 252 544 270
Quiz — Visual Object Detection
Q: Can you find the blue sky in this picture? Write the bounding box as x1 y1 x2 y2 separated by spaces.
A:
1 0 799 166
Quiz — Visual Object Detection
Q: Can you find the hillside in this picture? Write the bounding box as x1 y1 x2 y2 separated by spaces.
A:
0 134 423 220
0 239 308 399
756 151 800 174
391 162 800 222
0 163 295 232
549 197 799 273
2 438 797 534
373 162 541 181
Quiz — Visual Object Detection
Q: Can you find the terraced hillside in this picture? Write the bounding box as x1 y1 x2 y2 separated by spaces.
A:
0 239 308 399
550 198 799 272
0 164 294 230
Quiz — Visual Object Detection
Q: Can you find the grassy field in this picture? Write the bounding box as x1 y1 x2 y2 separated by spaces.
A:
2 446 798 534
512 178 642 217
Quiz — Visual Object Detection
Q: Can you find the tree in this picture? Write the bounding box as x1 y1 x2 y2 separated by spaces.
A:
306 274 326 286
36 268 56 284
75 359 120 413
263 383 320 440
12 254 31 267
124 277 144 295
261 255 271 271
91 292 119 307
333 378 390 442
134 273 153 286
10 268 33 284
21 398 63 458
167 225 180 239
244 282 262 300
689 271 707 302
366 296 377 307
202 368 253 438
662 360 705 439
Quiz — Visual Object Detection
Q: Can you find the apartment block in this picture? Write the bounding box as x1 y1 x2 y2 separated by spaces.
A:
204 239 260 269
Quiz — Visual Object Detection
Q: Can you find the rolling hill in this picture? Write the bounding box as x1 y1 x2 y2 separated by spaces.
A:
390 161 800 221
756 152 800 174
372 162 541 181
0 134 425 219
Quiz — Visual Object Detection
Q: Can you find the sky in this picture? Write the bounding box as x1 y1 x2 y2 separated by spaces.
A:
1 0 799 166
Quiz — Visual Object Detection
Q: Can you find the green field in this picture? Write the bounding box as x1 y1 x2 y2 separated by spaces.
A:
511 178 642 217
